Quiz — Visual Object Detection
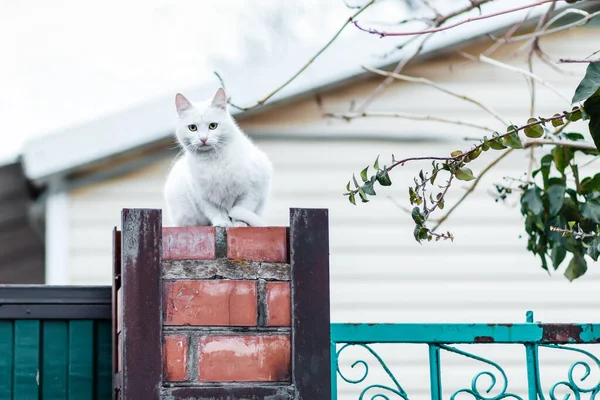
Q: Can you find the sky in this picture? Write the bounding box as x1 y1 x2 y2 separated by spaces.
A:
0 0 411 164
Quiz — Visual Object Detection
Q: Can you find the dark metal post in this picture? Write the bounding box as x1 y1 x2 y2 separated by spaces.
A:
120 209 162 400
289 208 331 400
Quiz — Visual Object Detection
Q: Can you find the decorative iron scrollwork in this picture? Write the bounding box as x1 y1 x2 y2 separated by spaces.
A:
439 345 524 400
540 344 600 400
336 343 409 399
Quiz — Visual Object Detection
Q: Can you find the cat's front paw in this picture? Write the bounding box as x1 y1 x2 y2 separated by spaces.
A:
212 218 233 227
231 219 249 228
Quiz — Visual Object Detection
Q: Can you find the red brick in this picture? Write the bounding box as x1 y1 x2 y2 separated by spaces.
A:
163 227 216 260
198 335 290 382
164 280 257 326
266 282 291 327
227 227 287 262
163 335 189 382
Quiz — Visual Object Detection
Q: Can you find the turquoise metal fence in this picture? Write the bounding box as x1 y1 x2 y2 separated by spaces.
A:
330 312 600 399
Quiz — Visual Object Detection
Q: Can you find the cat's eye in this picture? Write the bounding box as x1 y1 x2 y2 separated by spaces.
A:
208 122 218 130
188 124 197 132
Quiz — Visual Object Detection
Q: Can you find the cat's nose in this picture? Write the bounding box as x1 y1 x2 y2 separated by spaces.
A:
200 138 207 145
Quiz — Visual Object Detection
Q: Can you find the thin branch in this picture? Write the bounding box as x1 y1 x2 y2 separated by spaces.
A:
476 54 571 104
222 0 375 111
352 0 495 114
346 108 582 197
363 65 509 126
324 111 497 132
559 58 600 63
354 33 433 113
352 0 573 37
523 139 599 151
432 149 514 231
495 9 600 44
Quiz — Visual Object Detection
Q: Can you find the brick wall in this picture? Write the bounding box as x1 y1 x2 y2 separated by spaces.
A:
114 208 331 400
161 226 292 383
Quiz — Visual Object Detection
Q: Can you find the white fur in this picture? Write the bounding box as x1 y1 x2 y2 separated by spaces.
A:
164 88 272 227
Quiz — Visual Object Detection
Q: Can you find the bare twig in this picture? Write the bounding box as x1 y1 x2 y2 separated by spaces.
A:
352 0 576 37
495 9 600 44
353 0 495 114
558 58 600 63
325 111 497 133
476 54 571 104
222 0 375 111
363 65 509 126
432 149 514 231
523 139 599 151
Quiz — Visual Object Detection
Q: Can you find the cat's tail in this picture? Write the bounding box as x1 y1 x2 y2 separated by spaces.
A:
229 206 265 227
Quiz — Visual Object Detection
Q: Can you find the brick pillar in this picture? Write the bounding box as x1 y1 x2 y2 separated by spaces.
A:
113 208 331 400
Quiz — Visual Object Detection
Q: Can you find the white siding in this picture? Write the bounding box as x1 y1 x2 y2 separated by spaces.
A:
65 27 600 398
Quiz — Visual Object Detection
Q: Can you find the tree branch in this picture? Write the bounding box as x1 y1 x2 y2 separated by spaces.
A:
352 0 575 37
558 58 600 63
363 65 509 126
324 111 497 133
222 0 375 111
476 54 571 104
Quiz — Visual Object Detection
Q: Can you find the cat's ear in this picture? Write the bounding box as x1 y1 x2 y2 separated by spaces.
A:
211 88 227 110
175 93 193 117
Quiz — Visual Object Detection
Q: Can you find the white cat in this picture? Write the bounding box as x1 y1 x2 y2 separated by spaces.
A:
164 88 272 227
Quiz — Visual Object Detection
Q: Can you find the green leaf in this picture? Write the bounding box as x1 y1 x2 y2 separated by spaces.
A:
349 192 356 205
551 114 565 127
469 147 482 161
581 199 600 223
563 132 584 141
584 92 600 152
564 253 587 282
345 181 351 192
488 138 507 150
411 207 424 225
360 166 369 183
532 154 553 188
503 132 523 148
521 188 544 216
568 108 583 122
572 63 600 103
455 167 475 181
373 155 381 171
547 183 566 216
552 146 570 174
357 187 368 203
413 225 428 243
524 118 544 138
450 150 463 157
482 137 490 151
551 242 566 270
352 174 360 188
430 171 437 185
587 237 600 261
376 170 392 186
362 181 376 196
581 173 600 194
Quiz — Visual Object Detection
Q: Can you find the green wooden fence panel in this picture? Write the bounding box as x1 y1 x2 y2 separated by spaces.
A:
42 321 68 400
68 321 94 400
0 321 14 398
94 321 112 400
14 320 40 400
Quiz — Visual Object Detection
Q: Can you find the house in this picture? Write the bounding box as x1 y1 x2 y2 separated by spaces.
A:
8 2 600 395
